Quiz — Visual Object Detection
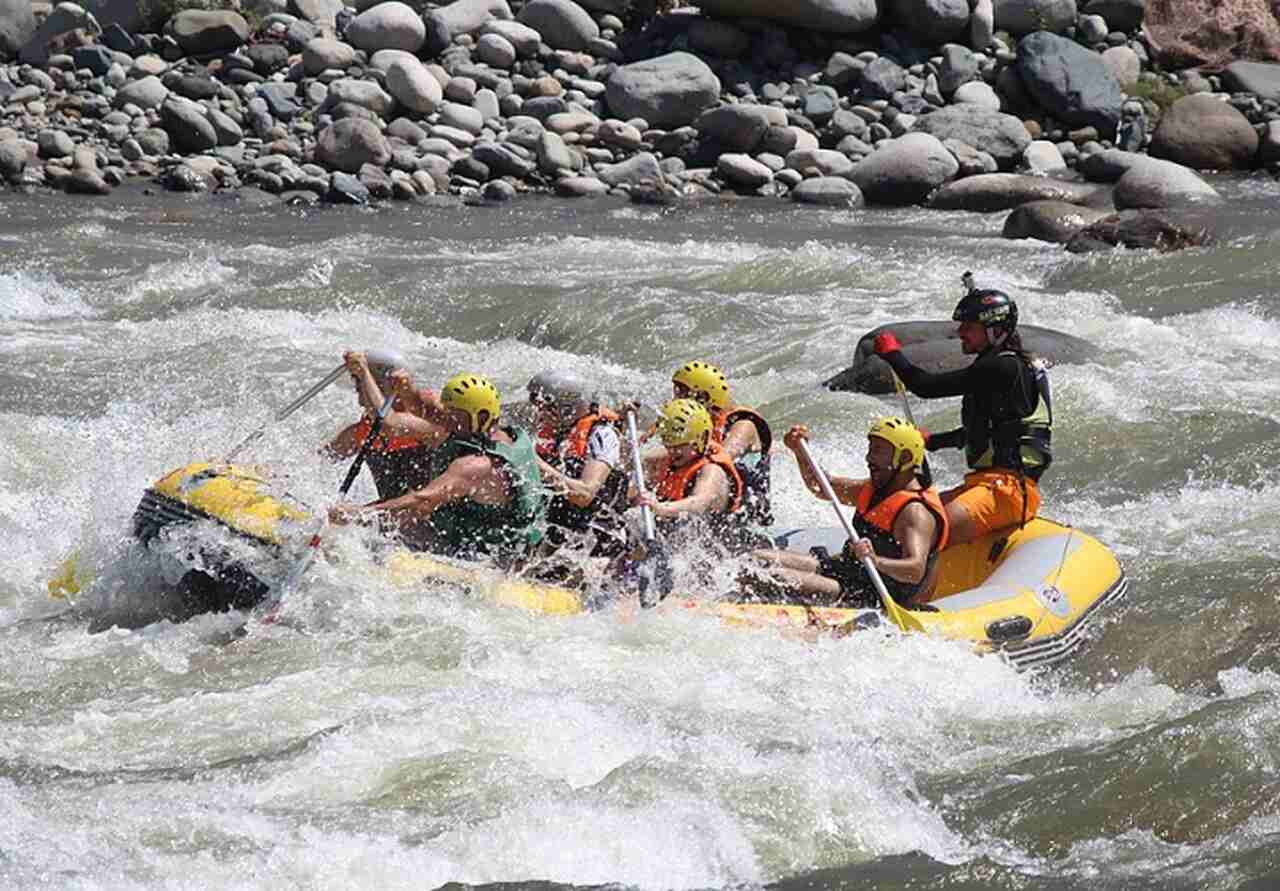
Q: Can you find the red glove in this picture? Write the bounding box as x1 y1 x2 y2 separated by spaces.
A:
873 331 902 355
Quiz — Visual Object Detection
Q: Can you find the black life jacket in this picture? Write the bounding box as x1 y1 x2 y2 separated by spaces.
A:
961 351 1053 481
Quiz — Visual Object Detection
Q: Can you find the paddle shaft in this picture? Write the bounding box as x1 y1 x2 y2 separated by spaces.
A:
625 410 656 543
795 439 906 622
260 391 397 620
224 363 347 462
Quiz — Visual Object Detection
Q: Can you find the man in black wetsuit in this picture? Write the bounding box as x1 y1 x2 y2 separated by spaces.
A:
872 273 1053 546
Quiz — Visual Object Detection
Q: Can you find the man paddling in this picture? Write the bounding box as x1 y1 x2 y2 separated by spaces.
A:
527 369 630 558
329 372 546 567
749 419 948 607
873 274 1053 545
669 361 774 526
326 350 450 500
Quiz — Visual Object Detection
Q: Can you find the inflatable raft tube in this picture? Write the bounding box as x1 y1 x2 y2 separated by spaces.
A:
124 463 1126 668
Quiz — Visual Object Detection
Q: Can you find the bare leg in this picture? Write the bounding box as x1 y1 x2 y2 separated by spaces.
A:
746 549 843 603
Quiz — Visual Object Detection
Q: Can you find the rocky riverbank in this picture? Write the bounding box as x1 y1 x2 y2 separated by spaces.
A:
3 0 1280 247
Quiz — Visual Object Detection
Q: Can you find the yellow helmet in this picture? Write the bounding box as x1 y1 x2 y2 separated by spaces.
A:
656 398 713 452
441 372 501 433
671 360 730 410
868 416 924 471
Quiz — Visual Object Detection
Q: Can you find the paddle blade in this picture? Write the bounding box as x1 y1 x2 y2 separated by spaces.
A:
48 553 82 599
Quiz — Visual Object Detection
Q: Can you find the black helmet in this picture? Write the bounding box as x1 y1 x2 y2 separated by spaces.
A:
953 272 1017 332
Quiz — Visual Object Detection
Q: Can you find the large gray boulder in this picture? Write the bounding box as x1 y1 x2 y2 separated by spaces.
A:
790 176 864 206
316 117 391 173
160 97 218 153
605 52 720 129
1221 60 1280 104
1016 30 1123 134
885 0 970 45
384 56 442 115
1113 157 1221 209
434 0 512 39
694 0 878 33
1148 93 1258 170
850 132 959 205
929 171 1110 210
914 104 1031 170
993 0 1076 35
1002 199 1112 242
166 10 250 55
826 321 1098 394
325 78 395 117
345 2 425 53
1 0 38 58
113 74 168 110
516 0 598 52
597 151 662 187
694 104 772 152
303 37 355 75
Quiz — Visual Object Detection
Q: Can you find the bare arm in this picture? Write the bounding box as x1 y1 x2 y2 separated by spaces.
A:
720 417 760 461
342 454 498 524
864 501 938 585
784 425 864 506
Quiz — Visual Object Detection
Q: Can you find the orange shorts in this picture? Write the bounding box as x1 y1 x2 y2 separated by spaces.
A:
945 470 1041 536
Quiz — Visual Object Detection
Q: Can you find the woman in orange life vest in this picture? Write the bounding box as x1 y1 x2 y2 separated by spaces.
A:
669 361 774 526
750 418 949 609
633 399 745 542
526 369 630 557
325 350 452 501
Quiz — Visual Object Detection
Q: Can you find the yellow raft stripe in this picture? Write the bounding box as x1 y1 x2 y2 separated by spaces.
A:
150 463 309 546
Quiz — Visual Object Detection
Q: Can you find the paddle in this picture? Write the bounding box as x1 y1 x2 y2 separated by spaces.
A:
625 408 671 608
257 390 398 622
891 370 932 488
794 438 923 632
224 348 405 462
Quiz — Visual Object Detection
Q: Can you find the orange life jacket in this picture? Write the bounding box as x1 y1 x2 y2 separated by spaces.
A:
535 408 622 464
350 415 435 501
711 404 773 525
535 410 629 548
654 445 744 514
850 482 950 554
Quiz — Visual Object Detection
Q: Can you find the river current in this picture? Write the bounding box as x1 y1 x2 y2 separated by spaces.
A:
3 179 1280 889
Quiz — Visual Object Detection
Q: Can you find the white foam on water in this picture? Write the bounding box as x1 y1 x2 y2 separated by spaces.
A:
0 267 94 321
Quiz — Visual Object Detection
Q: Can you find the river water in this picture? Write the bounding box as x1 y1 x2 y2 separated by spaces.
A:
3 180 1280 889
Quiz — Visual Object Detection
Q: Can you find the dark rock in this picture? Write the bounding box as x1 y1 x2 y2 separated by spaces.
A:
1016 30 1124 134
1002 199 1112 242
826 321 1099 394
162 163 211 192
172 75 220 101
358 162 393 199
452 155 491 181
1064 209 1213 253
328 170 370 204
1221 60 1280 104
929 172 1112 211
914 104 1031 170
1149 93 1259 170
860 56 907 101
1081 0 1143 32
247 42 290 75
101 23 135 54
166 10 250 56
72 45 114 76
161 97 219 153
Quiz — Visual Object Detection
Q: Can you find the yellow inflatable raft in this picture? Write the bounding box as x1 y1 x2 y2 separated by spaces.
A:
118 462 1125 669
